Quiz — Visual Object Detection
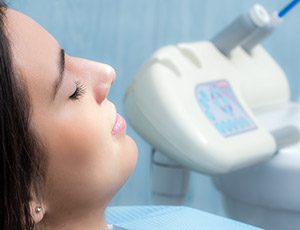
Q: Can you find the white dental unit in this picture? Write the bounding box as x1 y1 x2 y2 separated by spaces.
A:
124 3 300 174
124 1 300 229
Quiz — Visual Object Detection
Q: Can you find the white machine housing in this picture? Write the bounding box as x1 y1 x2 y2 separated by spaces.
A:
124 41 290 174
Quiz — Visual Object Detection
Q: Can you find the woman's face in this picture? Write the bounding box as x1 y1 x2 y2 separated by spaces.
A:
6 9 137 218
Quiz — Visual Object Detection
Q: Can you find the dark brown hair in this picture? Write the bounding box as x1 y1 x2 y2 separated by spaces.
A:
0 1 46 229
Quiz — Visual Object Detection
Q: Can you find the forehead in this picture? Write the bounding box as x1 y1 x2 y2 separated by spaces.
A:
5 9 59 70
4 9 60 106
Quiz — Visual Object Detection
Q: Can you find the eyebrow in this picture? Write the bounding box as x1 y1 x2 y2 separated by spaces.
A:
52 48 65 100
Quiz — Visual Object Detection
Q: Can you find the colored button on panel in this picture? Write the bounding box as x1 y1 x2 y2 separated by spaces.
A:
220 121 228 133
205 111 216 122
201 101 210 111
215 123 226 134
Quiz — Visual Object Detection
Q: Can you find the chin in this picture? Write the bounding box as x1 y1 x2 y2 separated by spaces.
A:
119 135 138 183
125 134 138 171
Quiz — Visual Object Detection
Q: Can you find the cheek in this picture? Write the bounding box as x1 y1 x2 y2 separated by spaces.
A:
39 110 118 203
46 107 114 171
33 100 138 207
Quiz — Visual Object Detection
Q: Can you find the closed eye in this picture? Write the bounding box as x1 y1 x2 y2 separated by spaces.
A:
69 81 86 100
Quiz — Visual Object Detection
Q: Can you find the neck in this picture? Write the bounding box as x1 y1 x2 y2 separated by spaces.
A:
36 206 108 230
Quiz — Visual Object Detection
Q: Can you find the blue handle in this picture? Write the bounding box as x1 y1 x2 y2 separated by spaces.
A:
279 0 300 17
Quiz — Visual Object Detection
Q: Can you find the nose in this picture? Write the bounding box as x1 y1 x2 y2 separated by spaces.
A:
94 63 116 105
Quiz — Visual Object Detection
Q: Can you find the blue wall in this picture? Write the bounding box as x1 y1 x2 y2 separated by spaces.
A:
11 0 300 216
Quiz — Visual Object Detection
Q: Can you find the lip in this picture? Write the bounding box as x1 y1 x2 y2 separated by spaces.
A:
112 113 127 136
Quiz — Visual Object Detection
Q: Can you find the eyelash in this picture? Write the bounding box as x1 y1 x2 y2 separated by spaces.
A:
69 81 86 100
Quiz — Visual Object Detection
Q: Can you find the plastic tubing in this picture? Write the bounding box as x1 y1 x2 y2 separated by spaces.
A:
278 0 300 18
